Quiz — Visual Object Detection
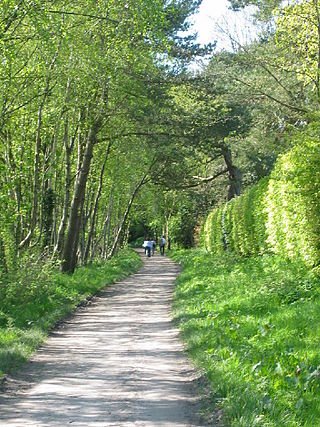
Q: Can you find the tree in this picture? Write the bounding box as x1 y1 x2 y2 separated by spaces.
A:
228 0 283 22
0 0 206 272
275 0 320 104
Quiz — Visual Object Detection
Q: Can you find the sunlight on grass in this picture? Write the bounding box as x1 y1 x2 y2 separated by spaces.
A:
170 249 320 426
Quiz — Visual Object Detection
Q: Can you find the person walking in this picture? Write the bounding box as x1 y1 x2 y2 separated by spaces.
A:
142 239 148 256
145 238 153 257
159 235 166 255
151 239 156 256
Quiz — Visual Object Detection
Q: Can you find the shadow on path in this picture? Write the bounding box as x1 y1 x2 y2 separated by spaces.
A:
0 250 210 426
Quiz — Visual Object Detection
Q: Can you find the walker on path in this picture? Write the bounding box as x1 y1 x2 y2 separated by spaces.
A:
0 249 205 426
159 235 166 255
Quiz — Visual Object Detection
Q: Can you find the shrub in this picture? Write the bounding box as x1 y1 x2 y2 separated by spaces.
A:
251 177 269 255
129 236 145 248
200 122 320 267
266 130 320 266
224 199 235 252
201 207 224 254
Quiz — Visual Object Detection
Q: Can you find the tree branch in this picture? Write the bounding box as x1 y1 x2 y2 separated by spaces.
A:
47 9 118 24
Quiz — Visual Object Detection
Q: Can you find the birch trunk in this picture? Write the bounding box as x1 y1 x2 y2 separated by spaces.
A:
83 142 111 264
60 119 101 273
54 112 81 256
108 174 148 259
19 44 60 249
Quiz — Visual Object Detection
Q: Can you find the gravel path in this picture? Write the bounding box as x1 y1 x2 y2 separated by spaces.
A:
0 250 208 426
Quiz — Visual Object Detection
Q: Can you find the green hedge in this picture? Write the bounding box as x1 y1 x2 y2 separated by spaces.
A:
203 178 269 258
200 124 320 267
202 208 224 254
266 128 320 266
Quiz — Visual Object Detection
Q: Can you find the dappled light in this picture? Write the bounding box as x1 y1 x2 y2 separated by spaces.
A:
1 0 320 425
0 251 206 426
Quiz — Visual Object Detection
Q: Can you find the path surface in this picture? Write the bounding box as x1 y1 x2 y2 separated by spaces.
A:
0 250 208 426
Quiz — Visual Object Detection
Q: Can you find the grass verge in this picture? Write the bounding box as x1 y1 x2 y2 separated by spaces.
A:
0 248 142 378
169 249 320 426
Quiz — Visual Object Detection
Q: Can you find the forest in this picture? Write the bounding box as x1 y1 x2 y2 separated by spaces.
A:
0 0 320 425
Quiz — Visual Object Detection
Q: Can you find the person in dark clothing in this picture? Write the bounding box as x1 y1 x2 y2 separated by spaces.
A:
159 235 166 255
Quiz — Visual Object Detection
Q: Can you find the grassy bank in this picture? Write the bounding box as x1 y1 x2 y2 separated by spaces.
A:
170 249 320 426
0 249 142 378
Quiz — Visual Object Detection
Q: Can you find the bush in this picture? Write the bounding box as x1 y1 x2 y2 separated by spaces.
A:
251 177 269 255
265 129 320 266
223 199 235 252
200 123 320 267
129 236 145 248
201 208 224 254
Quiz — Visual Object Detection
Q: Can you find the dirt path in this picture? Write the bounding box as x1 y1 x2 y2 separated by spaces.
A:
0 250 209 426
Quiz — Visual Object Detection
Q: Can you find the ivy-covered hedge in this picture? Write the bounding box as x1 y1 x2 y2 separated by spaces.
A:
221 177 269 257
200 124 320 267
266 127 320 266
202 208 224 254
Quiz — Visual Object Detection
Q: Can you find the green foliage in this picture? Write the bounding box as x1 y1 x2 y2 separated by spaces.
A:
200 205 226 254
204 208 224 255
0 0 203 275
129 236 145 248
168 199 199 248
265 127 320 267
223 199 235 251
275 0 319 94
201 209 214 252
226 178 269 257
170 248 320 426
228 0 283 21
201 124 320 267
251 177 270 254
0 249 142 375
202 177 269 257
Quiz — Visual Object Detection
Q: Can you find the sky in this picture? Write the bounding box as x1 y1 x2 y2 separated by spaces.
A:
192 0 230 45
189 0 258 51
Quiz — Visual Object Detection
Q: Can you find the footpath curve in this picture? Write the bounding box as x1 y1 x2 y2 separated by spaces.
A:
0 250 207 426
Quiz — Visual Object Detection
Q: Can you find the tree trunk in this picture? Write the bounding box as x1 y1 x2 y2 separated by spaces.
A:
73 196 86 269
102 162 119 258
0 235 8 275
102 213 110 260
108 174 148 259
165 218 169 249
83 142 111 264
105 199 114 258
15 143 24 253
221 145 242 200
60 119 101 273
164 192 176 251
19 44 60 249
54 114 80 256
90 212 108 262
42 188 55 249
